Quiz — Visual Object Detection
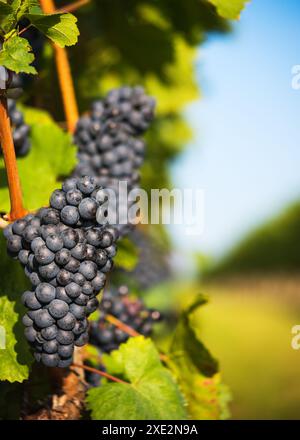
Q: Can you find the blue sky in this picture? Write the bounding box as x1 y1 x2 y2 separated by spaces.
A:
170 0 300 259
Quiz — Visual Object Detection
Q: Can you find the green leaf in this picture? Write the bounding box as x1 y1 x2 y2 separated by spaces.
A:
114 238 138 271
0 233 33 383
170 295 219 377
168 296 231 419
0 106 77 212
0 1 17 33
86 336 187 420
0 1 13 23
208 0 250 20
25 12 79 47
0 35 36 74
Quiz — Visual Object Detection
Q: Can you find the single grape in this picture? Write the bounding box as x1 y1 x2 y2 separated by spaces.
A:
35 283 56 304
48 299 69 319
61 206 80 226
56 329 74 345
58 344 74 359
46 234 64 252
57 312 76 330
65 282 81 299
34 309 55 329
50 190 67 210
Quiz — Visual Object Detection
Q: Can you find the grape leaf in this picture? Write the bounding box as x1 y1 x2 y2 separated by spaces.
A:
0 1 13 23
208 0 250 20
178 370 231 420
0 1 18 33
0 35 36 74
86 336 187 420
170 295 219 377
168 296 231 419
114 238 138 271
25 12 79 47
0 233 33 383
0 106 77 212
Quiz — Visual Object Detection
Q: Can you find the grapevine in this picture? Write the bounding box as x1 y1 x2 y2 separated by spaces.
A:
0 0 249 423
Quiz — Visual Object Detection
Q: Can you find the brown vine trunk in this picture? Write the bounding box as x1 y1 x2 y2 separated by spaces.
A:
39 0 79 133
0 96 27 220
23 348 86 420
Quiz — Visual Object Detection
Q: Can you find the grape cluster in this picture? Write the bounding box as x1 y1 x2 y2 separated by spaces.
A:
73 87 155 236
5 176 118 368
89 285 162 353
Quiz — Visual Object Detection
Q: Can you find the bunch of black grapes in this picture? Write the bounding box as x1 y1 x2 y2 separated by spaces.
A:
5 176 119 368
89 285 162 353
73 87 155 237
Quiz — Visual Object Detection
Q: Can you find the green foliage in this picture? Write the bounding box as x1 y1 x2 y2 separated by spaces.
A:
208 0 250 20
0 233 33 383
170 295 219 377
32 0 230 188
25 13 79 47
0 34 36 74
168 295 230 419
194 284 300 419
87 336 187 420
203 201 300 278
114 238 138 271
0 0 79 74
0 106 76 212
0 2 14 31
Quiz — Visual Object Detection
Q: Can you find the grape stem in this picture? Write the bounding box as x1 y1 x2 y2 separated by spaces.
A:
18 23 33 36
105 314 140 337
39 0 79 133
103 314 170 363
72 363 129 385
0 96 27 221
56 0 91 14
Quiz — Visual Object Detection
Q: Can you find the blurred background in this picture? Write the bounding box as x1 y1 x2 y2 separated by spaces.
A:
18 0 300 419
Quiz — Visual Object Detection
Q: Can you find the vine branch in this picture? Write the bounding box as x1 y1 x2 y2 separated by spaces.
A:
39 0 79 133
104 315 170 363
56 0 91 14
0 96 27 221
105 314 140 337
72 363 129 385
